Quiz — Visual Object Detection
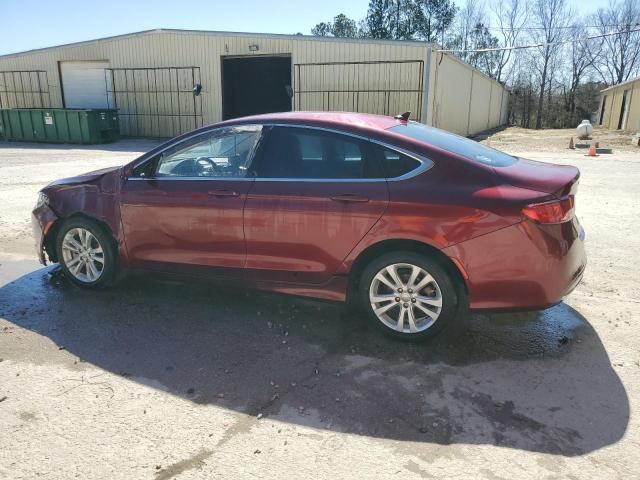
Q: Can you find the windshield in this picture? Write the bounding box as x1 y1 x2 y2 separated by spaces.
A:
388 122 517 167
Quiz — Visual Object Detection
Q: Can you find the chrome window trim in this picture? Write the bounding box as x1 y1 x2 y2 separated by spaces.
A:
253 177 385 183
127 124 263 180
253 123 433 182
127 176 256 182
127 122 434 182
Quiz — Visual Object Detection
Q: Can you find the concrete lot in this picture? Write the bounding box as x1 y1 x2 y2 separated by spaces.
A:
0 129 638 479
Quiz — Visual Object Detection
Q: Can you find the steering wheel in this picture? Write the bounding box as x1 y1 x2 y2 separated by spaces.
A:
194 157 220 176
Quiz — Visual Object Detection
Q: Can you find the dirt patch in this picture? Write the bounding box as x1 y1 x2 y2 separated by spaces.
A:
480 126 639 154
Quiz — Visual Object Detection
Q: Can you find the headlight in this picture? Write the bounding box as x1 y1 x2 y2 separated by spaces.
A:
35 192 49 209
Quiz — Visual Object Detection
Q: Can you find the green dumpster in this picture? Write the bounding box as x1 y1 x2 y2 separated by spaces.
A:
0 108 119 144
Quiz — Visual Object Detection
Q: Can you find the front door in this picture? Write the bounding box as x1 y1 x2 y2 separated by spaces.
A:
243 126 389 285
120 125 262 277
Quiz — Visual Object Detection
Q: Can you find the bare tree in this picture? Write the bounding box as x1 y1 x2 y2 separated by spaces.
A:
563 22 599 117
490 0 528 83
450 0 483 65
309 0 630 129
531 0 570 129
590 0 640 85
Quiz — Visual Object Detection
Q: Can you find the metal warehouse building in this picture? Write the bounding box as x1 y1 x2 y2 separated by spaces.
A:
0 29 509 138
598 76 640 132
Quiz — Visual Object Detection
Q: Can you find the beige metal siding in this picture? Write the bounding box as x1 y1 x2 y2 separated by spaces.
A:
468 74 492 135
0 31 427 136
427 51 509 136
294 60 425 120
599 78 640 131
429 52 473 134
627 82 640 132
599 92 612 127
0 30 509 138
610 89 623 129
0 70 50 108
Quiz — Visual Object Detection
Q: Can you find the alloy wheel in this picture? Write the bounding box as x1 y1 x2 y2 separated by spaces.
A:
368 262 443 334
61 227 105 283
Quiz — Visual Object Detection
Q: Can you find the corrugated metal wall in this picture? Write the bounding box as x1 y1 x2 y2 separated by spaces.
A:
0 30 509 138
293 59 425 121
0 70 52 108
599 78 639 132
427 51 509 136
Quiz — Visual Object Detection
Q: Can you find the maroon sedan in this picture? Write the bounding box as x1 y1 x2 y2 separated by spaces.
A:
32 112 586 340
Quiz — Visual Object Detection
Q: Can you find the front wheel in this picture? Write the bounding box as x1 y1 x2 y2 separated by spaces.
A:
55 217 117 288
359 252 459 341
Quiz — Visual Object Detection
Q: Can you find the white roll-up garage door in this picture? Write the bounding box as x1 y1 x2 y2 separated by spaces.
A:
60 61 109 109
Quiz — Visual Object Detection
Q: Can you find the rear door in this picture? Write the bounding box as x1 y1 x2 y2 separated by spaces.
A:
243 126 389 284
120 125 261 277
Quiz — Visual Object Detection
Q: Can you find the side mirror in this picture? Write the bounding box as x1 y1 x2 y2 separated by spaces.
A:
125 156 158 180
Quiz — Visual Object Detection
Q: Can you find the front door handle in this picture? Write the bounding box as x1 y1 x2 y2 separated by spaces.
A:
330 194 370 203
208 189 239 198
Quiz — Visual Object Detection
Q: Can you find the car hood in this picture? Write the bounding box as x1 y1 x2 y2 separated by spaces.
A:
47 166 123 187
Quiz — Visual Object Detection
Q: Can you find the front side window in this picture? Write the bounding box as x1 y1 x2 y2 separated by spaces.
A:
389 121 516 167
133 126 261 178
255 126 383 179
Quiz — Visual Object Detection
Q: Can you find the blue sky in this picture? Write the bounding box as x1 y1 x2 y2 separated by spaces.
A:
0 0 614 56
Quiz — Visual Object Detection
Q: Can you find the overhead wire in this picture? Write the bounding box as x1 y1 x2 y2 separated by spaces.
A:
436 26 640 53
481 22 639 31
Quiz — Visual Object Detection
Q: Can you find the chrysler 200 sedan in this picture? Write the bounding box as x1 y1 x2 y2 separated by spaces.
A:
32 112 586 340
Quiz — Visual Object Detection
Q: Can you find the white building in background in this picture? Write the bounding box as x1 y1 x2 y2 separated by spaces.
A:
598 76 640 133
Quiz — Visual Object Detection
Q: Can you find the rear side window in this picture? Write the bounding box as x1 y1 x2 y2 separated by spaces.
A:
378 148 422 178
255 127 383 179
389 122 516 167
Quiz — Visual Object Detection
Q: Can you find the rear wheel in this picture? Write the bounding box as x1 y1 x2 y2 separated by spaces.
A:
359 251 459 341
55 217 117 288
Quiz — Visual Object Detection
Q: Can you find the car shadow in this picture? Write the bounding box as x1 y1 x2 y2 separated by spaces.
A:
0 265 629 457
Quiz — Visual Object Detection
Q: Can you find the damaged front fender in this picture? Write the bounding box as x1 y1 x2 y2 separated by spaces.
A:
32 204 59 265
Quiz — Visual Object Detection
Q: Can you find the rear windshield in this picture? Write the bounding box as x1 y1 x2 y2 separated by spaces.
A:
388 122 517 167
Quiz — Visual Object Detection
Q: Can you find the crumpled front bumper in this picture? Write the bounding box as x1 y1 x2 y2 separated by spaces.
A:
31 204 59 265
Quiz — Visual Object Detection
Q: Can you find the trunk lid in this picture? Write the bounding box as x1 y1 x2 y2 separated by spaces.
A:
494 157 580 197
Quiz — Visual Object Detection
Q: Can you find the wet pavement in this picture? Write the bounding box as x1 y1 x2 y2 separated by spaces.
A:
0 261 628 457
0 138 637 479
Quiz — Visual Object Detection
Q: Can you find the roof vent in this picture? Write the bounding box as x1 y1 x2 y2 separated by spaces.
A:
394 112 411 121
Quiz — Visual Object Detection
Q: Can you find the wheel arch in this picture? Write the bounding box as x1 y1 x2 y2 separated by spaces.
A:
346 239 468 305
44 212 118 263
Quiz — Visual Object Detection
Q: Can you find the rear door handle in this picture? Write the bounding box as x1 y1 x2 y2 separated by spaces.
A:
330 194 370 203
208 189 239 198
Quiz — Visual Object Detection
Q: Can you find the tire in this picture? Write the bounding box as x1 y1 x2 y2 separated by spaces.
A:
359 251 459 341
55 217 117 288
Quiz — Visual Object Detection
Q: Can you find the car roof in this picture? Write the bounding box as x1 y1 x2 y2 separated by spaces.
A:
219 111 404 135
126 112 422 171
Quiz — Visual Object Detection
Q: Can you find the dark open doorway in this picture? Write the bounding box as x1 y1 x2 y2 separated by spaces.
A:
599 95 607 125
618 90 629 130
222 55 292 120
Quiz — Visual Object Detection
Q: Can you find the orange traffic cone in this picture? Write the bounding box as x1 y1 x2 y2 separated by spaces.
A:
586 142 598 157
569 137 575 149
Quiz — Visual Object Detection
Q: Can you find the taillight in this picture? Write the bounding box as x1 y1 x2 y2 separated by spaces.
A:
522 196 575 224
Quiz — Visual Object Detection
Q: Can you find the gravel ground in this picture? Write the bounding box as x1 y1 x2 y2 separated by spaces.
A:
0 128 638 479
